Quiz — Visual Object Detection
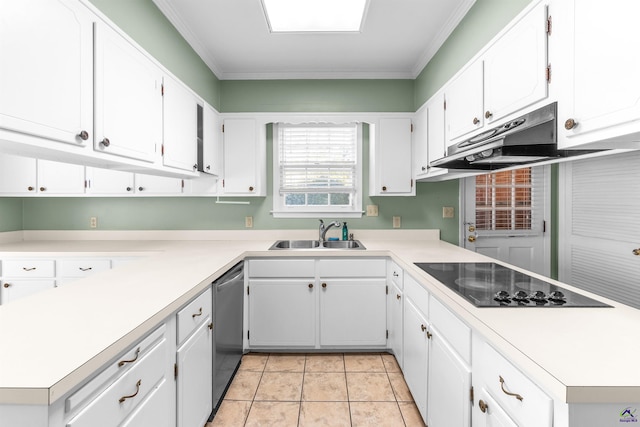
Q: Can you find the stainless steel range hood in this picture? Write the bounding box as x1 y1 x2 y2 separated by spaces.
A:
430 102 599 170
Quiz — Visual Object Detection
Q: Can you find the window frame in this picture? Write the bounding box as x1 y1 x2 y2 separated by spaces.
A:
272 122 363 218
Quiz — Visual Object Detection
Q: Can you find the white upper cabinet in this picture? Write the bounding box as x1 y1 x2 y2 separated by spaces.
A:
0 154 84 195
162 75 198 172
0 0 93 146
445 1 550 147
483 2 548 125
37 160 86 195
446 60 484 143
221 118 266 196
413 105 429 178
427 92 447 172
557 0 640 149
202 103 222 176
370 118 414 196
85 167 135 195
94 22 162 163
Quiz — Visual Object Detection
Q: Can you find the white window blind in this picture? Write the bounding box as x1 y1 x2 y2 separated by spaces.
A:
474 167 544 234
278 123 357 197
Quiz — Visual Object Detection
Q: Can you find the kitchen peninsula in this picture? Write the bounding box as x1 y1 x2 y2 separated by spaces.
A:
0 230 638 427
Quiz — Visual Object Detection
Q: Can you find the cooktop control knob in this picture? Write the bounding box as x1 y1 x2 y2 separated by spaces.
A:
494 290 511 304
512 290 530 303
548 290 567 304
529 290 548 304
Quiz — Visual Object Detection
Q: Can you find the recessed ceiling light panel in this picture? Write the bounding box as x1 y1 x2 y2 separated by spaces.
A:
262 0 369 33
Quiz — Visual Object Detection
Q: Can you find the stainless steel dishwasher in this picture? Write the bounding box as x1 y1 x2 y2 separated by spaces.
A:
212 261 244 412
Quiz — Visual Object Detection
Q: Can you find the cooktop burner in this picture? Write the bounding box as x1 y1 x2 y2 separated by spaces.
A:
415 262 611 308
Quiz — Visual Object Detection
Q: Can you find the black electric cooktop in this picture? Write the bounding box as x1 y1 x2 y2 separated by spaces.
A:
415 262 611 308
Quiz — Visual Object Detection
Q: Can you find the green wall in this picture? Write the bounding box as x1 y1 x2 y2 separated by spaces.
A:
0 0 534 246
414 0 531 108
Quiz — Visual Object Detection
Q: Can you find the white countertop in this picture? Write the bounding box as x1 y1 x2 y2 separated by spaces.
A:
0 230 638 406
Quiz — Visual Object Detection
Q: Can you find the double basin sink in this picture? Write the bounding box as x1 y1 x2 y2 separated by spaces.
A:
269 240 366 250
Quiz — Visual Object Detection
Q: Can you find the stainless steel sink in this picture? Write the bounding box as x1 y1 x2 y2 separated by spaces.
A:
269 239 365 250
322 240 365 249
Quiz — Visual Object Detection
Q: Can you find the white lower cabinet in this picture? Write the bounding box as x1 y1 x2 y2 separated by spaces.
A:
387 280 403 368
427 326 471 427
249 279 316 347
65 325 172 427
247 258 386 350
403 296 430 422
472 334 553 427
176 288 213 427
1 279 56 303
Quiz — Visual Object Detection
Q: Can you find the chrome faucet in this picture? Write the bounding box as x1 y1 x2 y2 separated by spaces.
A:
318 219 342 243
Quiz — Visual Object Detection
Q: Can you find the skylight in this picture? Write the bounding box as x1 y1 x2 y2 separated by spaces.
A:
262 0 369 33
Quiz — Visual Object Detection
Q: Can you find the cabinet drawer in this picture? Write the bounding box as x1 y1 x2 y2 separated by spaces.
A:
66 325 167 414
429 297 471 364
58 259 111 278
475 340 553 427
248 259 315 278
389 260 403 289
318 258 386 277
3 259 55 277
177 287 212 344
66 335 169 427
404 274 429 316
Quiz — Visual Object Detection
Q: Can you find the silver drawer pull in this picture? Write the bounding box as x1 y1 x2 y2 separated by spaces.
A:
192 307 203 318
499 375 524 401
22 267 36 271
118 347 140 367
118 380 141 403
79 267 93 272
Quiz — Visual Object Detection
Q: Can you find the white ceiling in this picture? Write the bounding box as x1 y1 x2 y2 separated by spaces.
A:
152 0 476 80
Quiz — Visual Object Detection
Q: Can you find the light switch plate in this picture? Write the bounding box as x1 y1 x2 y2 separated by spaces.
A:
366 205 379 216
443 206 455 218
393 216 401 228
245 216 253 228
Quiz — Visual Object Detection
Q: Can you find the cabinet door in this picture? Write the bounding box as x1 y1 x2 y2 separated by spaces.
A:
222 119 261 195
427 328 471 427
176 320 213 427
0 0 93 146
86 167 135 195
134 174 183 195
483 2 548 124
413 105 429 177
427 92 447 172
37 159 85 194
121 378 172 427
162 75 198 172
94 22 162 162
202 103 222 176
387 282 403 368
319 279 387 346
402 298 430 422
446 60 484 143
1 280 56 304
558 0 640 148
0 153 36 194
472 388 518 427
248 279 316 347
371 118 414 195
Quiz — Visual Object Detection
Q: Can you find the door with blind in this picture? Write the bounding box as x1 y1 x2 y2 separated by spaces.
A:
462 166 550 275
559 151 640 309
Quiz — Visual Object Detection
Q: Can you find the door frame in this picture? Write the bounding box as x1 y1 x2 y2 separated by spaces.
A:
458 165 552 276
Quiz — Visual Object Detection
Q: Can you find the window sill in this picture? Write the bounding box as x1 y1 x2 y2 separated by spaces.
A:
271 211 364 219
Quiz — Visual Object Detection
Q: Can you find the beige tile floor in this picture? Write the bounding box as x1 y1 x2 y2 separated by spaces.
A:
207 353 426 427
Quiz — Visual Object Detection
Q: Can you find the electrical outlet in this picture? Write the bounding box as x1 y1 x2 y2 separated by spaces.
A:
366 205 379 216
442 206 455 218
245 216 253 228
90 217 97 228
393 216 401 228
